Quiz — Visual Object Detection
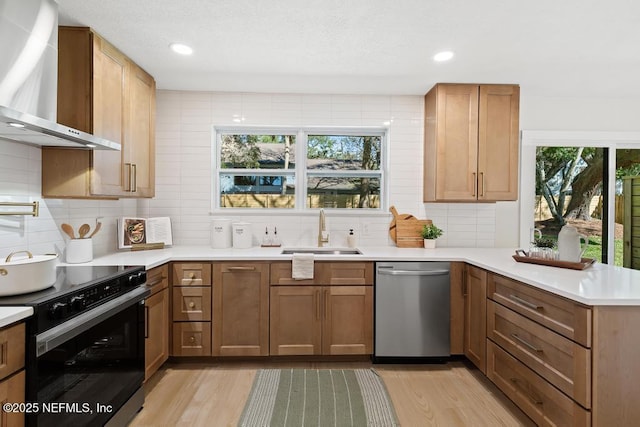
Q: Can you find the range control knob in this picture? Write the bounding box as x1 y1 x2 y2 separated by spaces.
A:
70 295 86 311
48 302 67 320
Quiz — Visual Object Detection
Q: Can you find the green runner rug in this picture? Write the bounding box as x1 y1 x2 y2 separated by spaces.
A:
238 369 399 427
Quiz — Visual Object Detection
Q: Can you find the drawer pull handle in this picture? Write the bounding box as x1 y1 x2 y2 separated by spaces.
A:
510 378 543 405
188 301 196 309
511 333 543 353
147 277 165 287
509 294 542 311
189 272 196 279
227 266 256 271
189 336 196 343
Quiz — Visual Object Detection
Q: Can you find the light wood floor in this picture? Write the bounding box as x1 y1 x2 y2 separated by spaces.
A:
130 360 534 427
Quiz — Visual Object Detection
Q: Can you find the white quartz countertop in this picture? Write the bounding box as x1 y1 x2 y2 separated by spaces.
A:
65 245 640 306
0 307 33 328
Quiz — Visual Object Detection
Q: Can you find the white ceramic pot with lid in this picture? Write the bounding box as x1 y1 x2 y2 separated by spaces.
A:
0 251 58 296
557 225 589 262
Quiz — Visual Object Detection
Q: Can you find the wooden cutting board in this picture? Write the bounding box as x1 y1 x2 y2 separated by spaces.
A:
388 205 415 243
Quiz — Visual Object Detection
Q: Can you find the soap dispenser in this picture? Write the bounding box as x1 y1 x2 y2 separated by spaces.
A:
347 229 357 248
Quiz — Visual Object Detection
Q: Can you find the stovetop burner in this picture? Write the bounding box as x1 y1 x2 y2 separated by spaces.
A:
0 265 146 333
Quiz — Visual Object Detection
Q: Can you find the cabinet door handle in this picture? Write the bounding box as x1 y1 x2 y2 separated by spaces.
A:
509 294 542 311
188 301 196 309
511 333 543 353
324 289 329 320
144 306 149 338
479 172 484 197
189 336 196 343
315 290 321 320
227 266 256 271
132 164 137 192
472 172 477 196
125 163 132 191
510 378 543 405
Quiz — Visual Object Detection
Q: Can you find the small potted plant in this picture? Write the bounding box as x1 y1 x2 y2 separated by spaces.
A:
531 236 556 259
421 224 443 249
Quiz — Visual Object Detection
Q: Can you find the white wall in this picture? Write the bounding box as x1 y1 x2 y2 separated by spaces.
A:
0 140 138 259
5 88 638 257
140 90 501 248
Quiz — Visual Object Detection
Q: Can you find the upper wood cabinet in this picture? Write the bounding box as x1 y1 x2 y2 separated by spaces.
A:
42 26 155 198
423 83 519 202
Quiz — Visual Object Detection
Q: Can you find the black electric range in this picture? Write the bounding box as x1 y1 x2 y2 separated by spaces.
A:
0 265 147 334
0 265 149 427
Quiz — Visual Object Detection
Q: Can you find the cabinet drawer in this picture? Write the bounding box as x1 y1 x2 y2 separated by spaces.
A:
270 261 374 285
488 273 592 347
172 287 212 321
0 323 25 381
487 341 590 427
147 264 169 296
320 262 374 285
270 261 321 285
487 301 591 408
172 322 211 356
172 263 212 286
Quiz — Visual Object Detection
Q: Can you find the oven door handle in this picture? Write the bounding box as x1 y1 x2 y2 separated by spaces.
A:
35 285 151 357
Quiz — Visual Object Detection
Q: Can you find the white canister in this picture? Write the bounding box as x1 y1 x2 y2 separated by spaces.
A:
232 222 252 249
66 238 93 263
211 218 232 249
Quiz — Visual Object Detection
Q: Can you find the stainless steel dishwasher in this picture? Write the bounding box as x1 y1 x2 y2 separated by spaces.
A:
374 261 450 361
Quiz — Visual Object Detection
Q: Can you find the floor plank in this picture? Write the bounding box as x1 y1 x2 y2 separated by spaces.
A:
130 360 534 426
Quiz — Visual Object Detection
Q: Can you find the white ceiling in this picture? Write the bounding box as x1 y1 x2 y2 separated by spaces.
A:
58 0 640 97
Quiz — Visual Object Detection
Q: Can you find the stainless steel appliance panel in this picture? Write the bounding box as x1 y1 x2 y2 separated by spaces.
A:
375 261 450 358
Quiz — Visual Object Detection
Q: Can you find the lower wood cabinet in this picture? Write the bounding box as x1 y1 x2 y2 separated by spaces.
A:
270 285 373 356
213 262 270 356
0 322 26 426
145 264 169 381
171 262 212 357
269 261 374 356
487 340 590 426
464 264 487 373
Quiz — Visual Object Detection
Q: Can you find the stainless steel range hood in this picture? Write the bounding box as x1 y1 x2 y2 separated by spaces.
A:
0 0 120 150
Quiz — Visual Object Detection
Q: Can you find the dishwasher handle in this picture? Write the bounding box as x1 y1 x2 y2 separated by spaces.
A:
377 269 449 276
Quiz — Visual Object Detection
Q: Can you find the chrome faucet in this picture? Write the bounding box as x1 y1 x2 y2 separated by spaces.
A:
318 209 329 247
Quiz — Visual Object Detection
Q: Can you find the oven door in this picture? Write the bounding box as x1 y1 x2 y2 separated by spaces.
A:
28 286 149 427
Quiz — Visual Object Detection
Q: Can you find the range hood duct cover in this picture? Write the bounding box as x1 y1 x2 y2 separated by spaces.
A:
0 0 120 150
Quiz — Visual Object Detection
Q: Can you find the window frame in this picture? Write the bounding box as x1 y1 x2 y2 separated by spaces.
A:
520 130 640 264
212 125 389 214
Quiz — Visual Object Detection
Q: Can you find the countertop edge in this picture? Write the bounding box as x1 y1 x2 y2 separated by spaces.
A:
0 307 34 328
59 246 640 307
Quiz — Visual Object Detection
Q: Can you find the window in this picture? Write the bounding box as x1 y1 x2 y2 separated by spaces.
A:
521 131 640 266
213 127 387 211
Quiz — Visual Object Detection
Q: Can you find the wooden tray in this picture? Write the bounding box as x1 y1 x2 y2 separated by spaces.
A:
512 253 596 270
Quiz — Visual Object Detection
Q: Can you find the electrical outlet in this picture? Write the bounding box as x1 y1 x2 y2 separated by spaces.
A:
362 223 369 236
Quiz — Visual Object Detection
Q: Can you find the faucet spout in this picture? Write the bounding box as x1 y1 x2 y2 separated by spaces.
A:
318 209 329 247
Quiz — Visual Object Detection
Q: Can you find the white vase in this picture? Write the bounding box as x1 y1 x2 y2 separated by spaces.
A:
423 239 436 249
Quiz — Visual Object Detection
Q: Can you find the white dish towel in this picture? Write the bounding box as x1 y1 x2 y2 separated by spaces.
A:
292 253 314 280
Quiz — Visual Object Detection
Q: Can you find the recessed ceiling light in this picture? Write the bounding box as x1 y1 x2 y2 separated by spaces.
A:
433 51 454 62
8 122 25 128
169 43 193 55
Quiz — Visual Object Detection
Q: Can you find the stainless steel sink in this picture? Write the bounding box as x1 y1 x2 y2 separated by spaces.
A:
281 248 362 255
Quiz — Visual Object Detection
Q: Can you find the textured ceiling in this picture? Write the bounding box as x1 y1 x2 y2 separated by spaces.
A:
57 0 640 97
